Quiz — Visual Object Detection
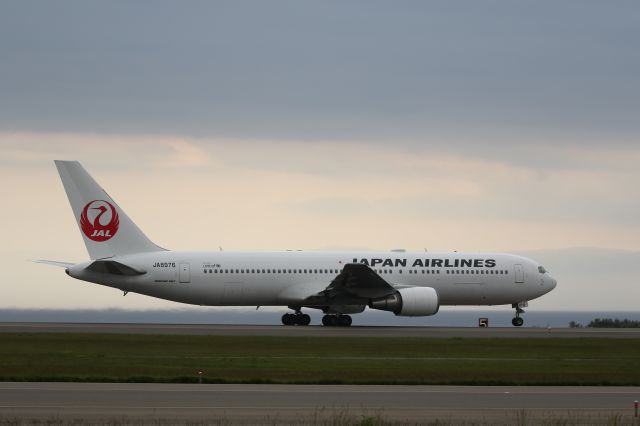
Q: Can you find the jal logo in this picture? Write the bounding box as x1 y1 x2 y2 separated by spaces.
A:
80 200 120 242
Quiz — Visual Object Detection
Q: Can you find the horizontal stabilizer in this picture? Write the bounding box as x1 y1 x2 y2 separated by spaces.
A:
86 260 146 276
33 259 75 268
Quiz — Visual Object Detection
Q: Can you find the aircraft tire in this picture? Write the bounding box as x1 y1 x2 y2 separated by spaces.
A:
296 314 311 326
338 315 352 327
282 313 296 326
322 315 337 327
512 317 524 327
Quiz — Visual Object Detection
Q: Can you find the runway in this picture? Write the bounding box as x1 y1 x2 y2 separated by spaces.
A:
0 383 638 424
1 322 640 338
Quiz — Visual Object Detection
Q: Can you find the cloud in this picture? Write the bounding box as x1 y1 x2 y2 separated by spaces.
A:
1 133 639 252
157 140 212 168
1 1 639 147
0 133 213 170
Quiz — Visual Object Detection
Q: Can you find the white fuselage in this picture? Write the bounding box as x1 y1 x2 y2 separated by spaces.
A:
68 251 557 309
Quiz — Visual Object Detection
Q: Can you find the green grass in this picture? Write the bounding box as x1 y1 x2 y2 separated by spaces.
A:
1 333 640 385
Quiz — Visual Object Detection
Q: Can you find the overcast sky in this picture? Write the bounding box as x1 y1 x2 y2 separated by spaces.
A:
1 1 638 313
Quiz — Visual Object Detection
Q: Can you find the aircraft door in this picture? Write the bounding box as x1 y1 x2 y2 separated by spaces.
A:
514 264 524 283
179 263 190 283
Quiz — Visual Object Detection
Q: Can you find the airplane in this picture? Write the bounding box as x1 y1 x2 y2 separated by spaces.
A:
37 160 557 327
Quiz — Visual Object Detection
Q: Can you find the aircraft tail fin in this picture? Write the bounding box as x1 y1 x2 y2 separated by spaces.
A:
54 160 165 260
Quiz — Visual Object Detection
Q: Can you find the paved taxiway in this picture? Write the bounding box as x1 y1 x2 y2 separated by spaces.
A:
1 383 638 424
2 322 640 338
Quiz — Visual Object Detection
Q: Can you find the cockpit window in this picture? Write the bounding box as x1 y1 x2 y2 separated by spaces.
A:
538 266 547 274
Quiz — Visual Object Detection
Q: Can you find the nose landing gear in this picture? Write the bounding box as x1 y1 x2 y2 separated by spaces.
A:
511 302 527 327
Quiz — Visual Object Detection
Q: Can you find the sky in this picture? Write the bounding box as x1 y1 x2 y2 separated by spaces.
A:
1 1 639 313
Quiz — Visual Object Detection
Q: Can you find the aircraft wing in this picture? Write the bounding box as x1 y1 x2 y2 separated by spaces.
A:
324 263 397 299
296 263 396 306
283 263 397 307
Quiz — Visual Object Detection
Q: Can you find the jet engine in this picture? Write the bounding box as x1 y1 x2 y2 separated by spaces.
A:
369 287 439 316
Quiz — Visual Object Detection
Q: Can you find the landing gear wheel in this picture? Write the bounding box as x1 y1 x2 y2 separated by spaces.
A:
283 312 311 326
322 314 352 327
338 315 352 327
511 302 526 327
296 314 311 326
282 313 296 326
322 315 337 327
282 314 296 325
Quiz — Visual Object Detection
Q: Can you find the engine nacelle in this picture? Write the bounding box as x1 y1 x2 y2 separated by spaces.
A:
369 287 439 317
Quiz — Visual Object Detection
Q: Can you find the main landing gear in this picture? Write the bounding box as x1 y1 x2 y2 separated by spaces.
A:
511 302 526 327
281 311 311 326
322 314 352 327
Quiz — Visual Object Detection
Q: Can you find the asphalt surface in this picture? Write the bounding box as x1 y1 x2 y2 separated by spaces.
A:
0 383 638 424
1 322 640 338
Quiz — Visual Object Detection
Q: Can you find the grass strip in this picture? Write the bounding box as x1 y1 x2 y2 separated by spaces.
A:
1 333 639 385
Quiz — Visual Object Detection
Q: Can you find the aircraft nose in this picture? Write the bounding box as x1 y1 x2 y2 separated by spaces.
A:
549 276 557 290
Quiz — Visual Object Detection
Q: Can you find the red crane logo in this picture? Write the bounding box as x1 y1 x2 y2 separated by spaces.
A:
80 200 120 242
